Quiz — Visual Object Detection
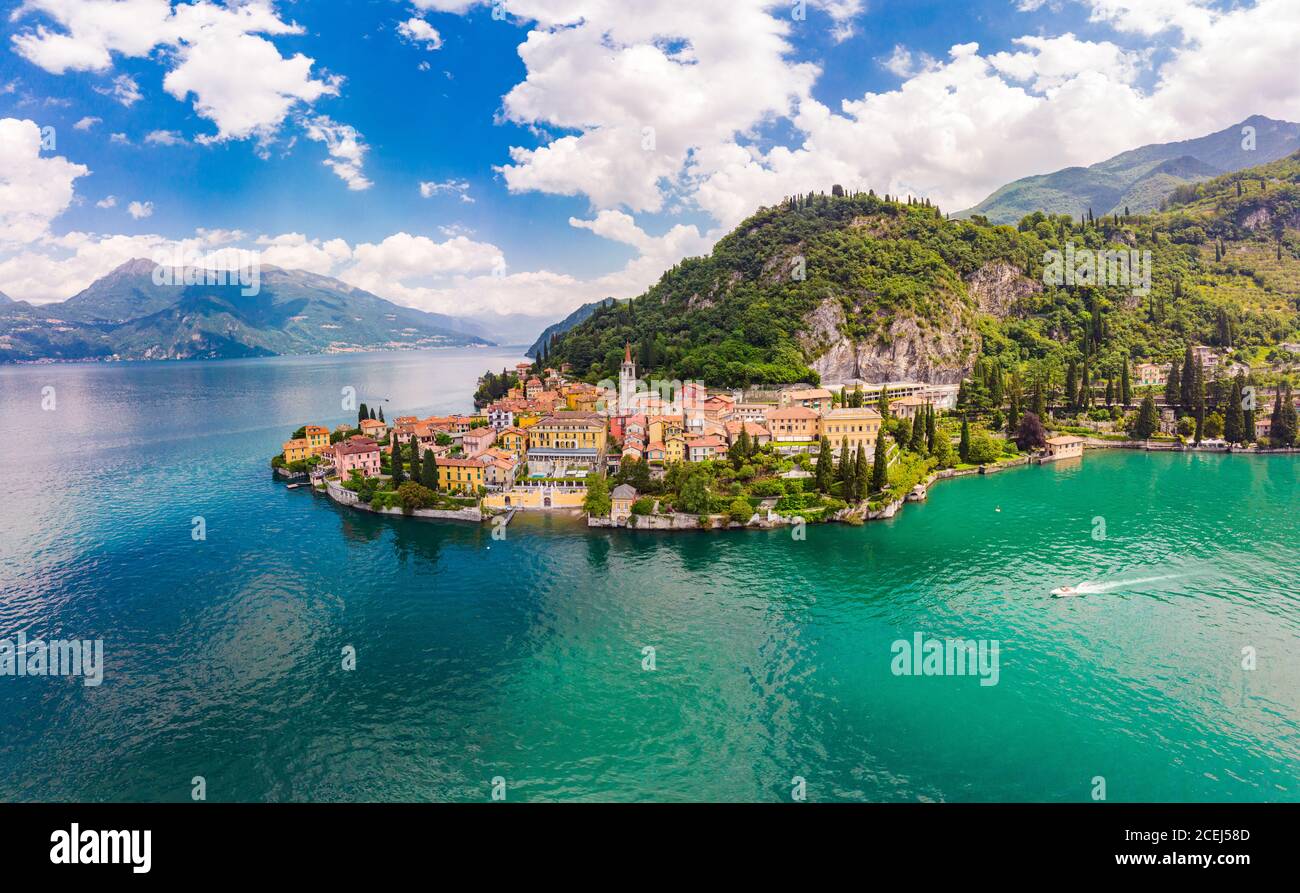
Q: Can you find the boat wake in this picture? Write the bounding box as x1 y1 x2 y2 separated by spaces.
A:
1053 574 1181 597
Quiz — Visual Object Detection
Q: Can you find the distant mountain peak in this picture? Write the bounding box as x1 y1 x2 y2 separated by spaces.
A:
108 257 162 277
961 114 1300 223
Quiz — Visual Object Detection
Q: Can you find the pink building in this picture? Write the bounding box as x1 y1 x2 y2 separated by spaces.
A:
462 426 498 456
333 437 382 478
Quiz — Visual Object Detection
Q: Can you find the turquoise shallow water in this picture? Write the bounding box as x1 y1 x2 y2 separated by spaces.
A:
0 349 1297 802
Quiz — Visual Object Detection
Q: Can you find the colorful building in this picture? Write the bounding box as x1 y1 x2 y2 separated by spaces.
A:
780 387 833 413
437 456 487 493
819 406 882 454
685 434 728 462
282 438 312 463
303 425 331 454
526 413 608 470
359 418 388 439
497 427 528 458
462 426 498 457
767 406 820 442
333 437 382 478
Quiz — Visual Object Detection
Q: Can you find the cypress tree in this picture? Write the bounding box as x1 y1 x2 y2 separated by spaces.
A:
839 437 856 498
854 444 869 501
871 437 888 493
421 446 439 489
1031 378 1046 418
1134 395 1159 440
1120 361 1132 407
1280 386 1298 446
1270 391 1284 447
909 412 926 453
391 439 405 486
1180 346 1197 409
815 436 834 492
925 406 937 453
1225 378 1244 444
1065 362 1077 411
959 416 971 463
1165 359 1181 409
358 402 369 426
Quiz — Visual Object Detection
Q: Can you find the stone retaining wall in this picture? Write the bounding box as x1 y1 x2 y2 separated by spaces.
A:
324 479 482 522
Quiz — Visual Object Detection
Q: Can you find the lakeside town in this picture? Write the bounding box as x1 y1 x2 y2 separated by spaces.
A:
273 341 1300 530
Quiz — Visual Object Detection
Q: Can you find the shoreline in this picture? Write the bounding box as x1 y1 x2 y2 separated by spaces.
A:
299 438 1299 534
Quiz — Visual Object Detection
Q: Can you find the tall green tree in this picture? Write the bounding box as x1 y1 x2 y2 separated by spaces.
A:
815 436 834 493
925 407 937 453
909 412 926 453
1164 358 1182 409
1224 378 1244 444
1134 395 1159 440
1276 385 1298 446
838 437 856 498
390 440 405 486
1120 359 1132 406
1180 346 1197 409
870 439 889 493
854 443 870 501
958 416 971 463
358 402 369 427
421 448 439 489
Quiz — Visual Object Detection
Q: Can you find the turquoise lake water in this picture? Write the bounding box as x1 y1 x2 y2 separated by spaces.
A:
0 349 1297 802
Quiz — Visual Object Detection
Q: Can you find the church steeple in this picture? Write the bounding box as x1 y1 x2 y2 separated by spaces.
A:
619 342 637 412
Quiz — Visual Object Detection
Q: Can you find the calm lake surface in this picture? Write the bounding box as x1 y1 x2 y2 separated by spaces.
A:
0 348 1297 802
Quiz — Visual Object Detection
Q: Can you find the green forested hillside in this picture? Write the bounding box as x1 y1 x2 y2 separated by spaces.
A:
542 154 1300 398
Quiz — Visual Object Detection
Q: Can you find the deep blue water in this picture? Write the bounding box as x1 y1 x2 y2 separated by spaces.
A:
0 349 1297 802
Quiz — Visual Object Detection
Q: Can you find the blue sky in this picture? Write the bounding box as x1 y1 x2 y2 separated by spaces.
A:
1 0 1296 324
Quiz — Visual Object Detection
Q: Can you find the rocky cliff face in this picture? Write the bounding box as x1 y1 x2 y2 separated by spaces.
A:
800 297 977 384
799 261 1034 384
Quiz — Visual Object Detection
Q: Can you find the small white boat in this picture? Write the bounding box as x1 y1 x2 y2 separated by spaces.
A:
1051 585 1079 598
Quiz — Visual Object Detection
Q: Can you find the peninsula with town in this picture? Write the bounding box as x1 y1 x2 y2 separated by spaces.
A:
273 160 1300 531
274 334 1299 532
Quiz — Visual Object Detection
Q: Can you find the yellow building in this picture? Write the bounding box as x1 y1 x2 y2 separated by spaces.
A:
567 392 600 412
528 414 607 450
303 425 331 454
497 426 528 458
648 415 685 443
483 486 586 511
515 413 542 430
282 438 312 463
818 406 883 454
437 457 487 493
664 434 686 464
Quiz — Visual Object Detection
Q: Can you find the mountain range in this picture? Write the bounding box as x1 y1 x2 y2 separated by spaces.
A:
0 259 493 362
960 115 1300 224
541 150 1300 391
